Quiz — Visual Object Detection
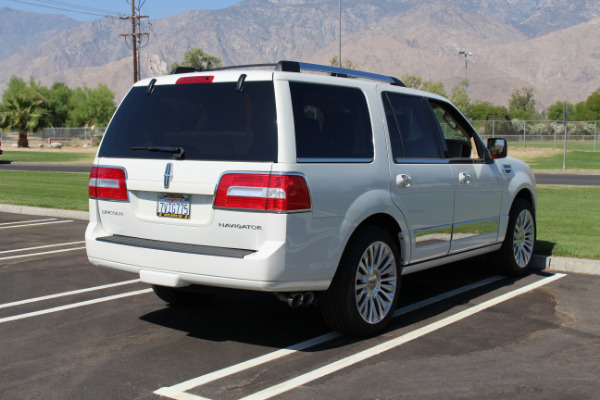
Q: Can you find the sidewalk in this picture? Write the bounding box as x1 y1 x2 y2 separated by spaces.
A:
2 203 598 277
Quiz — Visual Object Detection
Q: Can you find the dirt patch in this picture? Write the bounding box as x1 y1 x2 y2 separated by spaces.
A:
509 147 561 162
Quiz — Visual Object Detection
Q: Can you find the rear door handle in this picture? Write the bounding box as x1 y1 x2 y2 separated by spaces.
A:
396 174 412 188
459 172 471 184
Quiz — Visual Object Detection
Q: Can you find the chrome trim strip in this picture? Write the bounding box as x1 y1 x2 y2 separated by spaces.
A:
413 225 453 247
452 217 500 239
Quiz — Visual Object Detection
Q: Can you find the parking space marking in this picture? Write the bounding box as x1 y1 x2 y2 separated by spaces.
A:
155 275 505 399
0 288 153 324
240 273 566 400
0 279 141 310
0 241 85 255
0 219 74 230
0 246 86 261
0 218 58 226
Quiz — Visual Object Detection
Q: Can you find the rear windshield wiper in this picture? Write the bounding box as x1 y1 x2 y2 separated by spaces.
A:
131 146 185 160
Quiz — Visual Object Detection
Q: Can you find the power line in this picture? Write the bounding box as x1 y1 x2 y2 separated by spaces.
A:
8 0 125 18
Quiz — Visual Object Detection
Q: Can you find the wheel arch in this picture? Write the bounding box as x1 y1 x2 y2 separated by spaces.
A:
343 213 406 266
513 188 536 216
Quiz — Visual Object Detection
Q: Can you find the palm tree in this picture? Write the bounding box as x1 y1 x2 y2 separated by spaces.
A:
0 94 47 148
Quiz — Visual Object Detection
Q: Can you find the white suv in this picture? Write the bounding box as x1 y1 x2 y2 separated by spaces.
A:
86 61 536 336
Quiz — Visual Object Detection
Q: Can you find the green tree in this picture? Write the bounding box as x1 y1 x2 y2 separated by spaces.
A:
329 55 358 69
546 102 575 121
46 82 73 127
470 101 509 121
67 83 115 127
401 74 448 98
170 48 222 72
451 79 471 116
508 87 539 120
578 88 600 120
0 76 48 147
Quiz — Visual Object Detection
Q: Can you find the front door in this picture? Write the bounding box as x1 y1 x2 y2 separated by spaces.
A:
427 100 503 253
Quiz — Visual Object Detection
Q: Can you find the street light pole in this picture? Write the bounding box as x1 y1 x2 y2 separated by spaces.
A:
458 50 473 82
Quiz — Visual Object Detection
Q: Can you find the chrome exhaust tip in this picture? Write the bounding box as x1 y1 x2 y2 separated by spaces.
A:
275 292 314 308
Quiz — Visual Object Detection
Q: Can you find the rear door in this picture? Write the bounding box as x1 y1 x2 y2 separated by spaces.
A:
381 91 454 263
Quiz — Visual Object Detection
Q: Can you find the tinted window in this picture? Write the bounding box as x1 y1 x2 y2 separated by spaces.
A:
99 81 277 162
383 93 440 159
290 82 373 162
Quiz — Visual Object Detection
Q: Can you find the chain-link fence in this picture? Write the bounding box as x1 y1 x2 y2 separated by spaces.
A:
0 127 106 148
1 122 598 151
473 120 599 151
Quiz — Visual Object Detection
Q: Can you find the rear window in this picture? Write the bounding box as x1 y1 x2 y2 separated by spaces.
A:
98 81 277 162
290 82 373 162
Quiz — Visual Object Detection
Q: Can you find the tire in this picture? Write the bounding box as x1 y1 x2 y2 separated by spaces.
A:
320 226 401 336
152 285 216 307
494 198 536 276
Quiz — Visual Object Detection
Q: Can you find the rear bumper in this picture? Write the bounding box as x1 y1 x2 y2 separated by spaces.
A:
86 235 332 292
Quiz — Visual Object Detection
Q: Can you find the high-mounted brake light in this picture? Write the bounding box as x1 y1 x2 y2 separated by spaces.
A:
214 173 311 212
175 76 214 85
89 166 128 201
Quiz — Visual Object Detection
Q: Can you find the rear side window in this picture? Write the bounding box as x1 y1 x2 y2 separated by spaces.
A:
382 93 440 160
290 82 373 162
99 81 277 162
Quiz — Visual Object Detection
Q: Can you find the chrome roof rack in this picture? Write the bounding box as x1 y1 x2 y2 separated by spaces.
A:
176 60 406 87
276 60 406 87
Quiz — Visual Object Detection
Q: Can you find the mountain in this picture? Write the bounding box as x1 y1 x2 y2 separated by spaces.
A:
0 7 81 60
1 0 599 111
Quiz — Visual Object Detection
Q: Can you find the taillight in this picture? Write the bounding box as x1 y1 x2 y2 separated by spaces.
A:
176 76 214 85
214 173 311 212
89 166 128 201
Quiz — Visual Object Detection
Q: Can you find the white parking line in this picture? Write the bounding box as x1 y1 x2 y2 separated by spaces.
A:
0 279 141 310
0 220 73 230
155 275 505 399
0 246 86 261
240 273 566 400
0 218 57 226
0 288 153 324
0 241 85 255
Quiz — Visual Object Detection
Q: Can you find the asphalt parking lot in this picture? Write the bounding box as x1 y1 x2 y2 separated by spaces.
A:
1 212 599 400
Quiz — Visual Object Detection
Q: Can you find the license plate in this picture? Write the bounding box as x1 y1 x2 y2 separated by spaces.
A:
157 194 191 219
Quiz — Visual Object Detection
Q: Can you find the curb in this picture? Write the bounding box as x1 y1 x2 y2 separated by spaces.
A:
0 204 89 221
533 254 600 276
1 203 598 276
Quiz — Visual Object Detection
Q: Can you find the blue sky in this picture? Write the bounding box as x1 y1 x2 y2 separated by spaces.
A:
2 0 245 21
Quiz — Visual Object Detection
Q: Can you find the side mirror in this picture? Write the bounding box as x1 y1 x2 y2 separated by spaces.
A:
487 138 507 159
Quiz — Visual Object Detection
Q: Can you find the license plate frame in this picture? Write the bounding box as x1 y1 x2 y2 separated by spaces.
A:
157 194 191 219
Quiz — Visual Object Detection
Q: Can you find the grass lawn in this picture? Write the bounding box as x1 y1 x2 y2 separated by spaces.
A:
535 185 600 259
0 171 89 211
1 150 95 163
510 141 598 151
0 169 598 259
525 150 600 171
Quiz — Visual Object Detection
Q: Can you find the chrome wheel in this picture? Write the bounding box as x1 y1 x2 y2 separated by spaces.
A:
512 209 535 268
355 241 398 324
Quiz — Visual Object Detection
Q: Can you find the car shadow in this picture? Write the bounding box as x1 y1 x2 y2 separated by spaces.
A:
535 240 556 256
138 260 549 351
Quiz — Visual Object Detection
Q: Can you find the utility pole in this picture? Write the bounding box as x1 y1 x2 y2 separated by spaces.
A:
120 0 148 83
338 0 342 68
